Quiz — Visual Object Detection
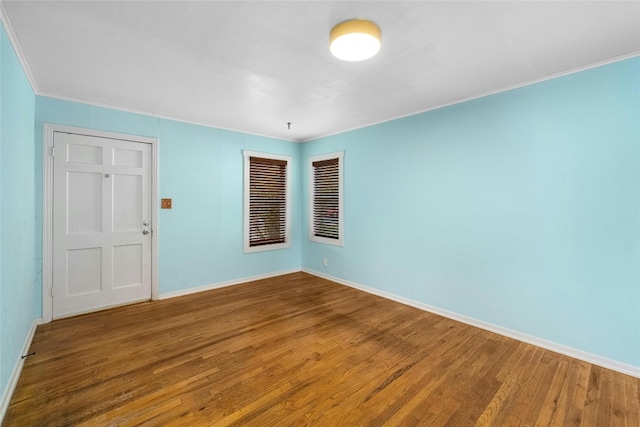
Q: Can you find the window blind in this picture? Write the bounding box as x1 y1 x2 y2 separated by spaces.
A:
312 158 340 240
249 156 287 247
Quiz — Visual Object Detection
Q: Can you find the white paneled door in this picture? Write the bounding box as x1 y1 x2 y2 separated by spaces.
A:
52 131 152 319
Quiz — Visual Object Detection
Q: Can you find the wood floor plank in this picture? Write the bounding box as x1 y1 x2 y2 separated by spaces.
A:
623 373 640 427
3 272 638 426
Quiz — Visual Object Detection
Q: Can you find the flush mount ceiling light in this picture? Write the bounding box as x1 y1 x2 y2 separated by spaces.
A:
330 19 381 61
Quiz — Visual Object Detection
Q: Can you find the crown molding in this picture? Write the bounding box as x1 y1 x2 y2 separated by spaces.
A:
0 0 39 93
306 51 640 142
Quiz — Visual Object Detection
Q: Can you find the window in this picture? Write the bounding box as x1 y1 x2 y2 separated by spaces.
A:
309 151 344 246
243 151 292 253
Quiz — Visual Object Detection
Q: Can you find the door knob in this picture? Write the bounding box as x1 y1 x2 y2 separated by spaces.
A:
142 229 150 235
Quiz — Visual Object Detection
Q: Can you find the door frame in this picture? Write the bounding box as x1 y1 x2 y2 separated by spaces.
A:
42 124 159 323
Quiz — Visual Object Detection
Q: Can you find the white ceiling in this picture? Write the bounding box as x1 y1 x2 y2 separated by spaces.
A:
2 1 639 142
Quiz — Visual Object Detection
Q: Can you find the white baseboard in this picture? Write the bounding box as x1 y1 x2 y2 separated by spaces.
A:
0 318 40 422
159 268 303 300
302 268 640 379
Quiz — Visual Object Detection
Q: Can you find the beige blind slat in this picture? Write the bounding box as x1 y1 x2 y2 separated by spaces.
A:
249 156 287 247
312 158 339 240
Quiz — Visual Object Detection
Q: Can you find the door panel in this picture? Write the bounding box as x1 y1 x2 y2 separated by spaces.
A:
113 174 142 231
67 142 102 164
67 171 103 233
67 247 102 295
53 131 152 318
113 244 142 289
113 148 142 167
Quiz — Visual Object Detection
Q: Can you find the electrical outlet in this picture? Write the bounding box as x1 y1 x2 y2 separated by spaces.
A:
323 258 328 267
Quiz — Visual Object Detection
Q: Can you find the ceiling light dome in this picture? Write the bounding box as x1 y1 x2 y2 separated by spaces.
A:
330 19 381 62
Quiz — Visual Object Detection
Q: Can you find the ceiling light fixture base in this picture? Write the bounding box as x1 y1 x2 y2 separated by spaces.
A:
330 19 381 62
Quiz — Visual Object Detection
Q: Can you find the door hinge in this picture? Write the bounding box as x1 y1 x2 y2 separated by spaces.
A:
50 146 55 157
50 286 54 297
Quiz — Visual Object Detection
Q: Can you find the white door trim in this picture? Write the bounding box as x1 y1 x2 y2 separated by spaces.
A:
42 124 159 323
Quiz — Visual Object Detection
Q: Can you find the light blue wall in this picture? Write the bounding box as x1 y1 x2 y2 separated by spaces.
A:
0 23 36 401
33 97 302 306
302 57 640 368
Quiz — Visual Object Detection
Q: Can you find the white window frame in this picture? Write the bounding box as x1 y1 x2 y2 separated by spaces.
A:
309 151 344 246
243 150 292 253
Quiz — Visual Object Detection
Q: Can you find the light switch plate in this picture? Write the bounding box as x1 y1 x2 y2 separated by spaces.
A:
161 198 172 209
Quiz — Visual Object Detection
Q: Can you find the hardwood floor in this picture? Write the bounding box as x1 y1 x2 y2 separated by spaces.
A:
4 272 639 426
